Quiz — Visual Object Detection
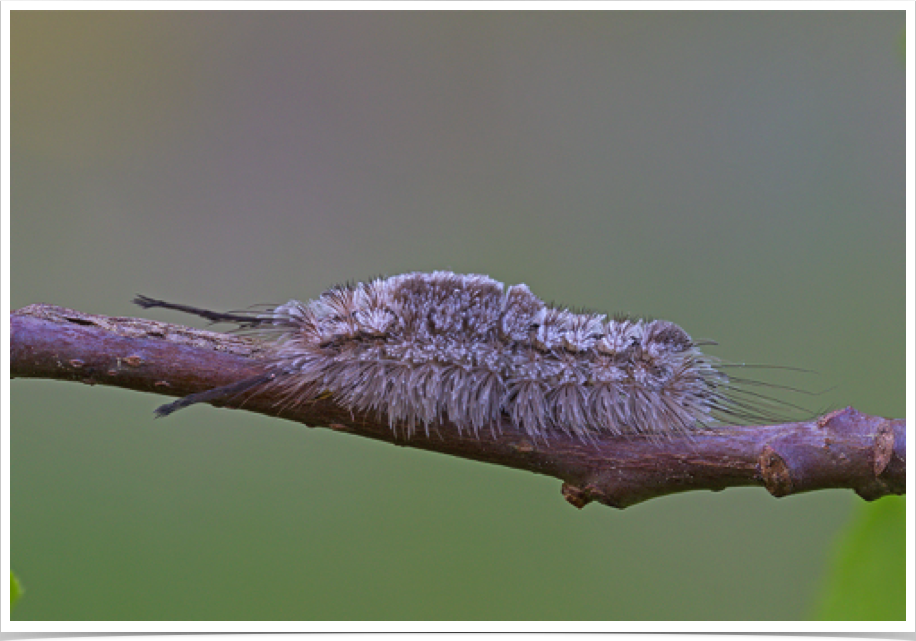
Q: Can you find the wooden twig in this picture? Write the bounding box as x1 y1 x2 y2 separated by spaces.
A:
10 303 906 509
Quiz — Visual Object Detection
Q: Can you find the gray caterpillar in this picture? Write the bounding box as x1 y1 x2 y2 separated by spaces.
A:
136 271 793 439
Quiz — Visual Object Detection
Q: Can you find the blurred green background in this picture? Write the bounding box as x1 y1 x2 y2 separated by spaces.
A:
10 11 904 620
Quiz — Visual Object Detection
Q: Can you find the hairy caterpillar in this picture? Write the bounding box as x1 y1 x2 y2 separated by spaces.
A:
136 271 799 439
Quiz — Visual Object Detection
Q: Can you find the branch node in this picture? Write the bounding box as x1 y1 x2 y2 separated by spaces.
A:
758 445 794 497
873 420 894 477
561 483 592 509
816 406 851 428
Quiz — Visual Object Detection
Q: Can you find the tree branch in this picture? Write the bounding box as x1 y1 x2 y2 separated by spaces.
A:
11 303 906 509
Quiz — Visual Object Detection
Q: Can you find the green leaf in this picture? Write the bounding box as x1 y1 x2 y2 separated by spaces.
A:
10 571 23 610
814 496 905 620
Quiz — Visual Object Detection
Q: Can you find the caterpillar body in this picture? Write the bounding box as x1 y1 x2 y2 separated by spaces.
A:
136 271 793 439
